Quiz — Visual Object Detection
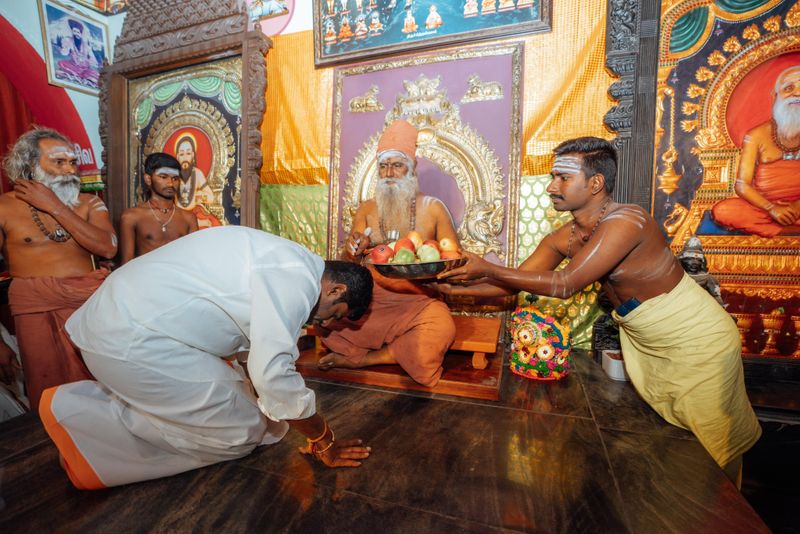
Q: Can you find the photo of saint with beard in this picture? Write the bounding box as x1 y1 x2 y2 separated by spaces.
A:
172 133 220 229
711 64 800 237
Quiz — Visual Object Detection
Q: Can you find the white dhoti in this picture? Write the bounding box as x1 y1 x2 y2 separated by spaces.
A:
39 331 288 490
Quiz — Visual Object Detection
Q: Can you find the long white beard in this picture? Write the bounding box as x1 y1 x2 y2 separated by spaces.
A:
33 166 81 209
375 171 418 239
773 96 800 141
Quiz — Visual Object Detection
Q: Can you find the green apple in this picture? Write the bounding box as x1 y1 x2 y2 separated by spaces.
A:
416 244 441 262
391 248 416 264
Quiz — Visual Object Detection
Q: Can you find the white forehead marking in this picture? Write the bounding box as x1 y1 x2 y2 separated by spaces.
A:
46 145 77 160
154 167 180 176
552 156 583 175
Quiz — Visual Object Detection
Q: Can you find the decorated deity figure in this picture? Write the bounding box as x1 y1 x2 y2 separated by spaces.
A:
401 9 418 33
338 16 354 40
368 10 384 34
677 236 726 308
498 0 516 11
324 19 338 44
463 0 479 17
425 5 443 29
354 14 369 39
481 0 497 14
326 0 336 15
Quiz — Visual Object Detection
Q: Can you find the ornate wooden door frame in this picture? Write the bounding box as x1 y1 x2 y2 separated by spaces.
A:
99 0 271 228
605 0 662 210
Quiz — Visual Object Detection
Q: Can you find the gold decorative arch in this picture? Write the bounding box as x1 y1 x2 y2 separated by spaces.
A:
142 96 236 220
341 74 507 259
329 44 522 268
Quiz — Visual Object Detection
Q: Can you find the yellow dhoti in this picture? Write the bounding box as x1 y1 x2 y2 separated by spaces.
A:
613 273 761 468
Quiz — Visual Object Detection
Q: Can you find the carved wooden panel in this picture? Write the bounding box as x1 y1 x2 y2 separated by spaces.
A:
100 0 270 229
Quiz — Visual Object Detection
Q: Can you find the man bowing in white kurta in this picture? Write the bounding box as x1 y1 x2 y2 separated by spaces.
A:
38 226 373 489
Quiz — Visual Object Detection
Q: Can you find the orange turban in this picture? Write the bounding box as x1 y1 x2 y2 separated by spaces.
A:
377 119 418 163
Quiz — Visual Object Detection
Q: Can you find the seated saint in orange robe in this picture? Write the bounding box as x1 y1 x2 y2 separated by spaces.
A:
712 66 800 237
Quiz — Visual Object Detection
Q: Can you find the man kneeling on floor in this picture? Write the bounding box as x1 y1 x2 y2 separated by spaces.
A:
39 226 373 489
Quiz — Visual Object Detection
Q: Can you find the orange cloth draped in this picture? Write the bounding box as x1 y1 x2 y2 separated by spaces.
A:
712 159 800 237
321 275 455 388
8 270 108 411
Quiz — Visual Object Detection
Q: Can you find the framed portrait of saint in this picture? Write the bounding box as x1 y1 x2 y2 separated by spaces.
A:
128 58 243 228
38 0 110 95
313 0 550 66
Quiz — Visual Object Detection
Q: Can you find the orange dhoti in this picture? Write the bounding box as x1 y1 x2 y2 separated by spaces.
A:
8 270 108 411
321 274 455 387
712 159 800 237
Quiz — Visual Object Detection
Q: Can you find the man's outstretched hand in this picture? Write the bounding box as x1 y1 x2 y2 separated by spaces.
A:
437 250 493 282
299 438 371 468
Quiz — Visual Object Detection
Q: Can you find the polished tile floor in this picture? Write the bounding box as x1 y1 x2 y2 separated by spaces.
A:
0 351 774 533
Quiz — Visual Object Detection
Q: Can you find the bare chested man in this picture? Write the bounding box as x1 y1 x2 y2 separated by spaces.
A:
438 137 761 486
0 127 117 410
317 119 459 387
119 152 198 264
712 65 800 236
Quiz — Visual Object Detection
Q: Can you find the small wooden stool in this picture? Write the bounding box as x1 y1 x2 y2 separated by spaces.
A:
450 315 503 369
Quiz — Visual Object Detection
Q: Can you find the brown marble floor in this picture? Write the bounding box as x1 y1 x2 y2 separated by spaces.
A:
0 351 768 533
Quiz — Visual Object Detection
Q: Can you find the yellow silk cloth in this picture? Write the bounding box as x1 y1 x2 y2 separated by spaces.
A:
613 273 762 468
259 0 615 185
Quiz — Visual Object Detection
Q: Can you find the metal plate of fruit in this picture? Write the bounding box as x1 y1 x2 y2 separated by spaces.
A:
370 256 466 280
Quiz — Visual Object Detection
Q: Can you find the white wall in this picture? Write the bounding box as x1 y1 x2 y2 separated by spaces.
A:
0 0 125 170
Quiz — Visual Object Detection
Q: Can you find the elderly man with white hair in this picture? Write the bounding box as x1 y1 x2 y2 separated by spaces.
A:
0 127 117 411
712 65 800 236
317 119 459 387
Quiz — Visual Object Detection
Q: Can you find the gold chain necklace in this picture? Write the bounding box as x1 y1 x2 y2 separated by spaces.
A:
148 199 176 233
29 205 72 242
566 198 611 258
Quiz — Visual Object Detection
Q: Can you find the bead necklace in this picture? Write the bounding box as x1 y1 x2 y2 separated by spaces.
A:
379 194 416 242
566 198 611 258
771 119 800 160
148 199 176 233
29 205 71 242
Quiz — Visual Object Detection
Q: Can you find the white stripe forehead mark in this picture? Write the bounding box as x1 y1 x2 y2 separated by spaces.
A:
552 156 583 174
45 145 77 159
154 167 180 176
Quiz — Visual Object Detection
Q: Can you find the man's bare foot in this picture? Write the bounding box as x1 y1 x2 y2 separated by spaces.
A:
318 352 360 370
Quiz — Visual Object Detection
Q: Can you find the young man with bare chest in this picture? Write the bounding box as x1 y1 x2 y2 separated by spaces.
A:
438 137 762 486
0 128 117 410
119 152 198 264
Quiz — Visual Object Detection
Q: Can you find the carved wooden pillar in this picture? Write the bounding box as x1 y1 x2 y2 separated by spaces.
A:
99 0 271 229
605 0 662 210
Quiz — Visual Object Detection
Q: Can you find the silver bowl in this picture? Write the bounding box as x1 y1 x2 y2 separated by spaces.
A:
370 256 466 280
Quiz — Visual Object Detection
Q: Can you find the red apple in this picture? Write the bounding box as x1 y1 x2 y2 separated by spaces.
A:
422 239 441 252
394 237 416 253
369 244 395 264
439 238 458 252
440 250 461 261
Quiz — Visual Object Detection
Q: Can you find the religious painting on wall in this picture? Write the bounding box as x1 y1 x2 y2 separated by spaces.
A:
313 0 549 66
653 0 800 356
247 0 291 22
38 0 110 95
128 57 243 228
71 0 128 14
328 42 523 277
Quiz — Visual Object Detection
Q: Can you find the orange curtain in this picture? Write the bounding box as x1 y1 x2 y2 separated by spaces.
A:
0 69 34 193
260 0 614 185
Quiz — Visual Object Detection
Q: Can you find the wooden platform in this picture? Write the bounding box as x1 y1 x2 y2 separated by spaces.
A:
298 316 505 400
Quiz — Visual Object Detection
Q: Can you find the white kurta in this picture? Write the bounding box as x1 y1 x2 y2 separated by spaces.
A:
39 226 324 489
